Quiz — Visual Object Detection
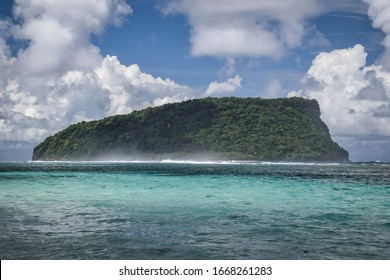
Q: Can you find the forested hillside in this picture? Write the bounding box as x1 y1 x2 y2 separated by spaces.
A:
32 97 349 161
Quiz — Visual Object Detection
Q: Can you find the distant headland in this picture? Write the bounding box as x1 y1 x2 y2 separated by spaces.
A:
32 97 349 162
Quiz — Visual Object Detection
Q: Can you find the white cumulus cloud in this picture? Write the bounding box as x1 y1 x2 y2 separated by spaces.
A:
163 0 322 59
363 0 390 70
287 0 390 161
205 75 242 96
288 44 390 161
0 0 192 159
96 55 192 115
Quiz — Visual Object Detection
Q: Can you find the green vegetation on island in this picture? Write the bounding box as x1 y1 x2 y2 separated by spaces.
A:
32 97 349 162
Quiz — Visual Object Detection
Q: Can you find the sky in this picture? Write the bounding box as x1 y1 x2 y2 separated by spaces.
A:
0 0 390 162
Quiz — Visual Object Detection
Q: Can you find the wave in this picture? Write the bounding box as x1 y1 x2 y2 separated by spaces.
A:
259 161 344 166
28 159 357 166
159 160 347 166
160 159 259 165
30 159 260 166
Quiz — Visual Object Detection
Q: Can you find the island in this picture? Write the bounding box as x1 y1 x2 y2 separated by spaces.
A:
32 97 349 162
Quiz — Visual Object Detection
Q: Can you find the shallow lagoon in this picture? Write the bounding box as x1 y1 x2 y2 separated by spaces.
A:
1 161 389 259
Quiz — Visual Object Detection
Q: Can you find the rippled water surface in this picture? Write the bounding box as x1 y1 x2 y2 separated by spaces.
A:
0 161 389 259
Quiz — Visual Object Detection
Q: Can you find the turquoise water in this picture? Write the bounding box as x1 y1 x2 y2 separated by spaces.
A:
0 161 389 259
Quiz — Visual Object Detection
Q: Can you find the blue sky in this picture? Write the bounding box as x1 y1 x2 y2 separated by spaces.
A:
95 1 384 91
1 0 390 161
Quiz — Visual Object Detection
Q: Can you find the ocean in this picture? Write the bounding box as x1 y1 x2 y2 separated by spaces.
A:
0 161 389 260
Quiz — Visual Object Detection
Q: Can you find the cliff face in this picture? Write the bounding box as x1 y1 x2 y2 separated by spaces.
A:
32 97 349 162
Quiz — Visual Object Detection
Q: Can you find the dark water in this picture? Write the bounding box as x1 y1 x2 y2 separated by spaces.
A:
0 161 389 259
